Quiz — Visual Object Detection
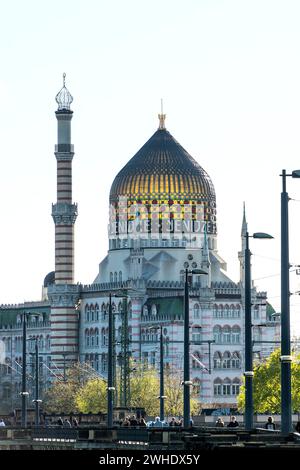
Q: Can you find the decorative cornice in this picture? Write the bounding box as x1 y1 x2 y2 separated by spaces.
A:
48 284 81 307
52 203 78 225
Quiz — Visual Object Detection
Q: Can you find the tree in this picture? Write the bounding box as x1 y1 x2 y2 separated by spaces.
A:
237 348 300 413
43 362 98 414
164 370 200 418
129 366 160 416
75 378 107 413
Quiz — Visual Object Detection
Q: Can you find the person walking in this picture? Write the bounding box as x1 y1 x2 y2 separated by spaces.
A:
153 416 163 427
227 416 239 428
63 418 72 428
0 419 5 427
265 416 276 430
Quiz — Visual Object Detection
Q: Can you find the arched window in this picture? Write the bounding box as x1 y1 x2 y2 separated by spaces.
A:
231 352 241 369
213 305 218 318
213 326 222 343
192 326 201 342
101 328 106 346
222 377 231 396
229 305 235 317
95 304 99 321
90 329 95 347
114 272 118 283
223 305 229 318
235 305 241 318
85 329 90 348
232 378 241 395
151 304 157 316
214 378 222 396
217 305 223 318
222 326 231 344
213 351 222 369
193 303 200 319
119 271 122 282
143 305 148 317
101 303 106 320
222 351 231 369
118 301 123 313
232 326 240 344
85 304 89 322
101 353 107 372
90 305 95 322
110 272 113 282
95 328 99 347
46 335 51 350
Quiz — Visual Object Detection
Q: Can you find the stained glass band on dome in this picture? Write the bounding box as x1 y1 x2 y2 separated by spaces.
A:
109 127 217 234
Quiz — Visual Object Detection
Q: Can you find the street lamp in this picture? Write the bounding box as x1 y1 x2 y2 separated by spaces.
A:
20 312 41 428
280 169 300 434
244 231 273 431
149 324 166 422
183 268 208 429
31 338 42 426
107 293 115 428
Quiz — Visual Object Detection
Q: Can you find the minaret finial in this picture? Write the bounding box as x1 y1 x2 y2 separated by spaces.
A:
158 98 166 130
55 73 73 111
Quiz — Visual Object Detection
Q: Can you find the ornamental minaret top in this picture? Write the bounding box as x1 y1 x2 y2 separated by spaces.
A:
55 73 73 112
158 98 166 130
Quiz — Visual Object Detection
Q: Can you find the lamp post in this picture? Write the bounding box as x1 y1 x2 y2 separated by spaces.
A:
107 293 115 428
149 324 166 422
183 268 208 429
20 312 29 428
32 338 42 426
244 231 273 431
280 169 300 434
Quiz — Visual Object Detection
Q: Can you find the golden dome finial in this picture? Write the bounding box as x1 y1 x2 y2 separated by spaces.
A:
158 98 166 130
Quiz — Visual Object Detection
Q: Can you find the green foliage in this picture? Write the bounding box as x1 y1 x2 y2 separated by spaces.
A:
129 366 160 416
75 378 107 413
237 349 300 413
164 371 200 417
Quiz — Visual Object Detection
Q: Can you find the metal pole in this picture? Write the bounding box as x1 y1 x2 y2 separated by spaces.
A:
183 269 190 428
107 293 113 428
160 325 164 422
21 313 27 428
34 339 39 426
281 169 292 434
208 341 212 375
244 232 253 430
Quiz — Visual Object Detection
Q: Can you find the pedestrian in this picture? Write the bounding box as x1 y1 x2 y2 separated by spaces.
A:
122 417 130 427
215 417 225 428
265 416 276 430
168 417 178 427
57 417 63 426
129 415 138 426
153 416 163 427
295 420 300 433
227 416 239 428
138 418 147 427
0 419 5 427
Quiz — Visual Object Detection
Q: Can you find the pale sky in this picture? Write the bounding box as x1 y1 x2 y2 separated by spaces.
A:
1 0 300 334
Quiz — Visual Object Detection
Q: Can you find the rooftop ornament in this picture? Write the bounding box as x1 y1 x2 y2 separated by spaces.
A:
55 73 73 111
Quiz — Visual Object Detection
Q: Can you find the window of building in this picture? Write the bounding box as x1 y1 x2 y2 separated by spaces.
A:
213 326 222 343
213 378 222 396
232 326 240 344
232 379 240 395
222 378 231 395
222 351 231 369
194 304 200 319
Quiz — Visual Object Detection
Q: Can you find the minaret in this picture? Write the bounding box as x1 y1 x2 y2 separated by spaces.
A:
48 75 80 372
52 73 77 283
238 202 248 287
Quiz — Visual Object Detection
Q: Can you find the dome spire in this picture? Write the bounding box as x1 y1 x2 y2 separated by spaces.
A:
158 98 166 129
55 73 73 111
